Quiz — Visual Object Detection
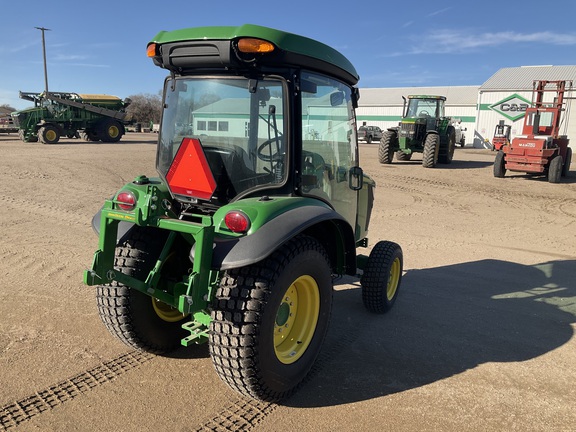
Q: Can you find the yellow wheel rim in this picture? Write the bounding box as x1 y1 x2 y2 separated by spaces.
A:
274 275 320 364
152 298 186 322
387 257 401 301
46 129 57 142
108 125 120 138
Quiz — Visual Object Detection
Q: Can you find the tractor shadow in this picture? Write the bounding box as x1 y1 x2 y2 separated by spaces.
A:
500 172 576 184
287 259 576 407
388 159 493 169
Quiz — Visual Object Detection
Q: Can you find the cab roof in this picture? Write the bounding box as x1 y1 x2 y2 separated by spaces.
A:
149 24 359 86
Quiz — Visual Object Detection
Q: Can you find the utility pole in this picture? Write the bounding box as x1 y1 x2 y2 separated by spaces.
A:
35 27 51 94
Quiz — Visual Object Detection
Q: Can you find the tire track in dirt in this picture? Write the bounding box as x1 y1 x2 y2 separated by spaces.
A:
0 351 153 431
379 172 576 218
0 303 358 431
192 319 357 431
0 196 92 228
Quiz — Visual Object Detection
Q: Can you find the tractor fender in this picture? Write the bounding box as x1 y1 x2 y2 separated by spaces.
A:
387 126 399 133
195 205 357 273
90 208 135 243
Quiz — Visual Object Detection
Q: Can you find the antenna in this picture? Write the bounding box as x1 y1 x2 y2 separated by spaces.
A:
34 27 51 95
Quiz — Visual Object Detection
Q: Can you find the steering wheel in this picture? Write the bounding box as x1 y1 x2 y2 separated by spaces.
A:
257 137 283 162
419 110 430 117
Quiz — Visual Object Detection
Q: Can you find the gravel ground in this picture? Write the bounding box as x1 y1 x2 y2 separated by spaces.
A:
0 133 574 431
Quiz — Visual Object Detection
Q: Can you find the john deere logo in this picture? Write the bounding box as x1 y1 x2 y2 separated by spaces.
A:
489 93 531 122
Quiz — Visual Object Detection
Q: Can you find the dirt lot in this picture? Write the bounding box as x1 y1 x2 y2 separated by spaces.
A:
0 132 575 431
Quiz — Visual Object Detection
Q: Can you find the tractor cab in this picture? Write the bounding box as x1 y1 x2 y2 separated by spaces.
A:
149 28 367 232
405 95 445 119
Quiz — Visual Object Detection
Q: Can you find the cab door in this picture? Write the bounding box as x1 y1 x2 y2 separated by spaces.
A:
300 71 359 230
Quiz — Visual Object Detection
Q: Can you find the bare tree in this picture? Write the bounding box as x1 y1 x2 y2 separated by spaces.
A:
125 93 162 124
0 104 17 113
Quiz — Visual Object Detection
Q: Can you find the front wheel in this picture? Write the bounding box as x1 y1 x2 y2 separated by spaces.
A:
438 127 455 164
562 147 572 177
209 235 333 402
378 131 397 164
81 129 99 141
99 119 124 143
361 241 403 314
38 124 60 144
422 134 439 168
548 155 563 183
395 151 412 161
493 150 506 178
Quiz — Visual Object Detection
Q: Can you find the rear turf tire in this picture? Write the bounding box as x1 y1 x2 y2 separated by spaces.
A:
96 227 188 354
209 235 333 402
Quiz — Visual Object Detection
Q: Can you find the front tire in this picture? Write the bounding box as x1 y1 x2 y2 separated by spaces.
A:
96 227 188 354
379 131 396 164
81 129 99 141
562 147 572 177
209 235 333 402
493 150 506 178
99 119 124 143
361 241 403 314
438 127 455 164
548 155 563 183
395 151 412 161
422 133 439 168
38 124 60 144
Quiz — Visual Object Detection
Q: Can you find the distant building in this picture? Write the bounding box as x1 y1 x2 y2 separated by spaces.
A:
357 65 576 148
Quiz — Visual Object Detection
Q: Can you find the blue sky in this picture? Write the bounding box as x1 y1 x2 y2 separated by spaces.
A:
1 0 576 110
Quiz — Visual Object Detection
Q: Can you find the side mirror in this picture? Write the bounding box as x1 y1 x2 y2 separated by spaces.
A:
330 91 345 107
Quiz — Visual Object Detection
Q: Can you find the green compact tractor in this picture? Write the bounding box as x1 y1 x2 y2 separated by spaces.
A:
84 24 403 402
378 95 456 167
12 91 130 144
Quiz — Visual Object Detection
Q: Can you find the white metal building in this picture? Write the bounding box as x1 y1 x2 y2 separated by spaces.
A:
356 65 576 148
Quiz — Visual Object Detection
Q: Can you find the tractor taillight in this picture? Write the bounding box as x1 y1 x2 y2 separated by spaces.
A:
116 191 136 211
224 211 250 233
147 43 158 57
237 38 275 53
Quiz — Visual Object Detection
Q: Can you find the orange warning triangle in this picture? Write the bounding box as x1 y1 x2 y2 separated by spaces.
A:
166 138 216 200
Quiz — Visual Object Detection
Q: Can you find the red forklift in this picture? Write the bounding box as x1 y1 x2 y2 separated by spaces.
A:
493 80 573 183
490 120 512 151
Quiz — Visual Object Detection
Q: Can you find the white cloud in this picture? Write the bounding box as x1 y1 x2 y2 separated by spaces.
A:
384 30 576 56
427 7 452 17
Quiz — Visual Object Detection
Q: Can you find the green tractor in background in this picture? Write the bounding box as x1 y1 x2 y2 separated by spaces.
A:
378 95 456 168
12 92 130 144
84 24 403 402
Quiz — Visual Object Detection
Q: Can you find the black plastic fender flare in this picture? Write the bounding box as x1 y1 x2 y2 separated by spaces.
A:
193 205 357 272
90 209 135 244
